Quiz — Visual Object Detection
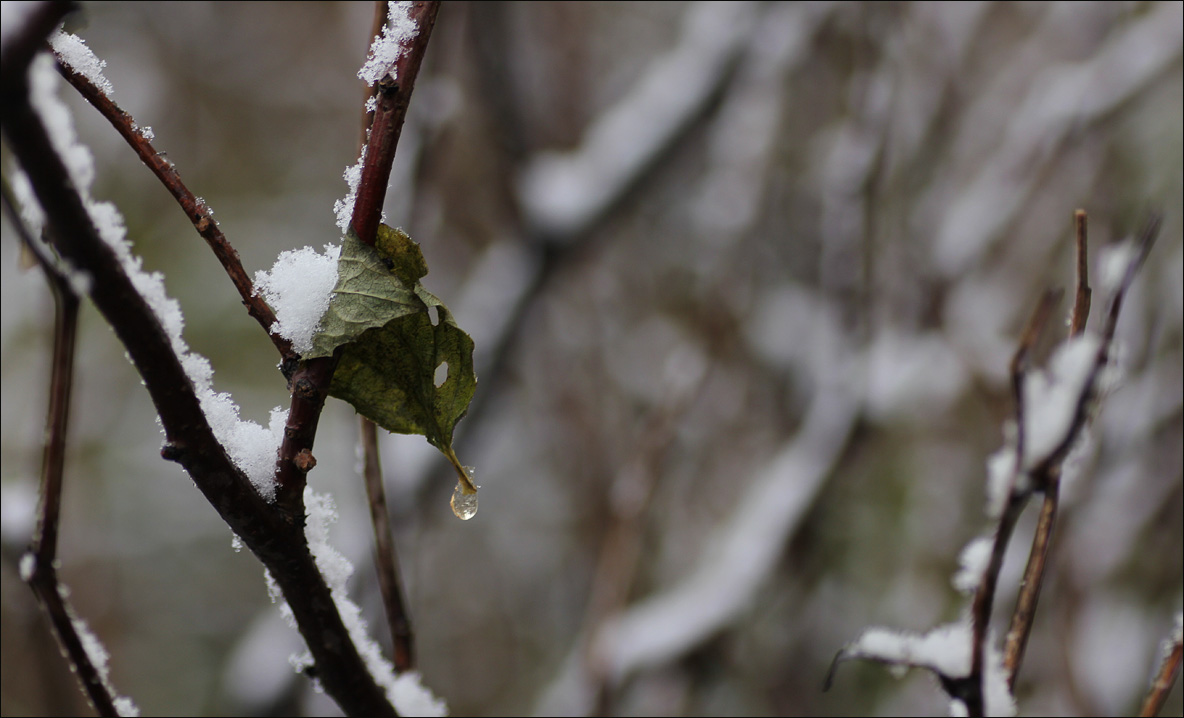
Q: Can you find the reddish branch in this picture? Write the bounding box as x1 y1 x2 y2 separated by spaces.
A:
274 0 440 508
965 288 1060 716
362 419 415 671
355 0 417 675
1003 211 1093 684
966 213 1161 715
1 180 121 716
1140 625 1183 717
52 60 295 364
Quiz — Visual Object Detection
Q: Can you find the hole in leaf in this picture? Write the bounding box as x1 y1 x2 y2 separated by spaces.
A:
429 306 441 326
435 361 449 387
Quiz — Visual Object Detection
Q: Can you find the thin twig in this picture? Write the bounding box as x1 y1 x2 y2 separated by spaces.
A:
53 60 295 365
1003 211 1093 685
1139 622 1183 717
2 181 123 717
967 288 1060 717
273 0 439 510
361 418 415 671
1069 209 1092 339
355 0 417 675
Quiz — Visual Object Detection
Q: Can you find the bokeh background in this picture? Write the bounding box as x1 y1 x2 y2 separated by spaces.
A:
2 2 1181 716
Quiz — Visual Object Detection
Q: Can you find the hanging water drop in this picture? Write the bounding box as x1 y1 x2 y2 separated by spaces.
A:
450 466 479 520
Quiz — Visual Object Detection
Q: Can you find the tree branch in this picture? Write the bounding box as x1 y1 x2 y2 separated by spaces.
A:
52 58 296 365
1139 618 1183 717
2 179 127 716
1003 211 1094 685
967 288 1060 717
3 33 398 717
273 0 439 510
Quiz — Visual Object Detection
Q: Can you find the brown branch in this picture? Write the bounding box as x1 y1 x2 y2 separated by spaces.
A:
1004 211 1094 685
1069 209 1092 338
355 0 416 677
52 58 295 365
1140 622 1183 717
967 288 1060 717
362 418 415 672
274 0 439 506
351 2 439 248
995 214 1160 698
3 45 397 718
2 180 124 716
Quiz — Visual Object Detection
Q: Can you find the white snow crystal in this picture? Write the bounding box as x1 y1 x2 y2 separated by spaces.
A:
49 30 114 97
358 1 420 85
1022 334 1100 468
846 619 1016 717
267 488 449 716
1097 240 1138 296
23 52 285 501
953 536 993 594
254 244 341 356
19 552 36 582
333 145 367 234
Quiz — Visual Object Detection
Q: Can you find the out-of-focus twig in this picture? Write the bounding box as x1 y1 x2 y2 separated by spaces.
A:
969 213 1160 713
362 418 415 672
2 179 125 717
53 58 295 366
1003 211 1092 685
1139 618 1183 717
1069 209 1092 339
967 288 1060 716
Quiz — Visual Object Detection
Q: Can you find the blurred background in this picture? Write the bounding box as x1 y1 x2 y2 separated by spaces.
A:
2 2 1181 716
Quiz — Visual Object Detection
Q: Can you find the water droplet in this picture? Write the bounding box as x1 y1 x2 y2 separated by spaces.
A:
450 481 478 520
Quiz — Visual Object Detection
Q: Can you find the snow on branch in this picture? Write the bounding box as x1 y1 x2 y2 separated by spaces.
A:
15 53 287 500
830 213 1161 716
518 1 758 239
359 1 421 86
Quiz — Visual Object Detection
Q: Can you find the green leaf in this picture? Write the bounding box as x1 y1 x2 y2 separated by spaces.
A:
309 225 477 492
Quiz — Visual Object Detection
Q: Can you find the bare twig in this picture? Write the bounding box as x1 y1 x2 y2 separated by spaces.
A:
53 59 296 365
1140 619 1183 717
362 418 415 672
975 213 1160 709
967 288 1060 716
1069 209 1092 339
1003 211 1094 685
2 180 125 716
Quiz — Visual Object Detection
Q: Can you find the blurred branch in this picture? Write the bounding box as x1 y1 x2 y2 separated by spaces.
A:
967 288 1060 716
2 180 124 717
1003 211 1092 685
362 418 415 672
1069 209 1092 339
968 213 1160 714
1140 617 1183 717
517 2 756 241
53 55 296 366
